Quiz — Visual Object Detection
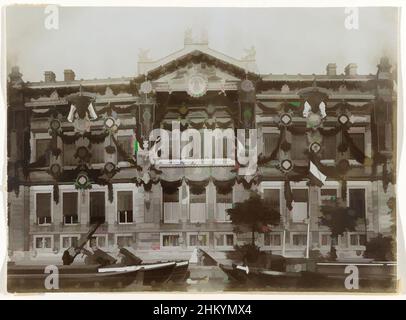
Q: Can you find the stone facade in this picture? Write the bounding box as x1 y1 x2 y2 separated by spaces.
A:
7 37 396 262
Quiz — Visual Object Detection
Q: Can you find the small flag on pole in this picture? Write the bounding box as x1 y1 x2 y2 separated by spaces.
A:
309 161 327 187
133 138 139 155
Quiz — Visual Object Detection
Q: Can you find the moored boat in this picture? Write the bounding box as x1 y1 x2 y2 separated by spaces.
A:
7 264 139 292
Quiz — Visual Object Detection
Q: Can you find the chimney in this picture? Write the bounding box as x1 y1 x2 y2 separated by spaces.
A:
326 63 337 76
44 71 56 82
64 69 75 82
345 63 357 76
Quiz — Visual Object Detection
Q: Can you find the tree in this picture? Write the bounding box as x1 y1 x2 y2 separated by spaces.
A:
364 234 395 261
226 192 280 246
319 203 358 238
319 199 359 260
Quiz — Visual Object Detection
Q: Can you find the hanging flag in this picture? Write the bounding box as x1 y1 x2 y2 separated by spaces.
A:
88 102 98 120
309 161 327 187
133 138 139 155
67 104 77 123
284 179 293 211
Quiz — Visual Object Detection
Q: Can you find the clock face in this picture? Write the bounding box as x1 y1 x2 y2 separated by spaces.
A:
187 75 208 98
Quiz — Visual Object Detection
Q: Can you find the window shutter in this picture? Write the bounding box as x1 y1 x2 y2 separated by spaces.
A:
63 192 78 216
36 193 51 218
118 191 133 211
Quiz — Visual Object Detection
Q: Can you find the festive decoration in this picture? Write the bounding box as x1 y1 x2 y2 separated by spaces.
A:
280 159 293 172
187 74 208 98
280 113 292 126
140 81 153 94
75 172 92 190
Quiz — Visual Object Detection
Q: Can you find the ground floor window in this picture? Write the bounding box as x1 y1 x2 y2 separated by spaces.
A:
116 234 134 248
264 232 282 247
34 235 53 251
161 233 181 247
61 235 80 249
320 233 339 248
89 235 108 249
188 232 209 247
214 233 234 248
292 233 307 247
349 233 367 247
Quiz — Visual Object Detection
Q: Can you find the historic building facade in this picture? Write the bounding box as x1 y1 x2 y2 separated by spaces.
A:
7 34 396 261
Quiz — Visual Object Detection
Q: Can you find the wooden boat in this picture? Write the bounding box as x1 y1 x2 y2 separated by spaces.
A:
7 264 139 292
118 248 190 283
220 263 329 289
169 261 190 283
219 264 249 283
98 261 177 286
8 260 178 291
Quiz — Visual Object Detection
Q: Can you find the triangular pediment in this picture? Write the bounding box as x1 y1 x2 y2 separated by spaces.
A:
135 50 260 83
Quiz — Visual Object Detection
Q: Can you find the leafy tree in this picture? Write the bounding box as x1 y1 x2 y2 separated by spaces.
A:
364 234 395 261
319 203 358 238
319 199 359 260
226 192 280 246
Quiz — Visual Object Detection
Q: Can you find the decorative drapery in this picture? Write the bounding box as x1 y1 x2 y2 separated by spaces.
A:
213 178 236 195
160 179 183 195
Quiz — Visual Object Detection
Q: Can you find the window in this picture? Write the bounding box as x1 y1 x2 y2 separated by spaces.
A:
216 191 232 222
348 188 366 220
188 233 208 247
116 235 134 248
63 192 78 224
162 234 180 247
377 123 392 152
117 136 133 162
163 189 180 223
264 189 281 214
117 191 133 224
36 139 51 165
264 233 282 247
190 190 206 223
263 133 279 157
320 188 338 205
213 136 231 159
349 233 367 247
90 136 105 163
291 134 307 160
291 189 308 223
292 234 307 247
322 134 336 159
89 235 107 249
320 233 338 247
63 142 76 166
89 192 106 224
215 233 234 248
61 235 80 249
36 193 52 225
349 133 365 155
34 236 53 250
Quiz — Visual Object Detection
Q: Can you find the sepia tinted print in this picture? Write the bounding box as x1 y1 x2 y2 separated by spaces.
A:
5 6 398 293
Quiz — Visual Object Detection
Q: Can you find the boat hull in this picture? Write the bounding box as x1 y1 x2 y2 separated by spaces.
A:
8 265 139 292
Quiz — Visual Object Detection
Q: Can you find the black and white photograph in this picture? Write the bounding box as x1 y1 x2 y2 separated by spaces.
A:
1 2 404 298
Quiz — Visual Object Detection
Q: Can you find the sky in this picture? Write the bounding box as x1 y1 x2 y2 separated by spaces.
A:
5 6 399 82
